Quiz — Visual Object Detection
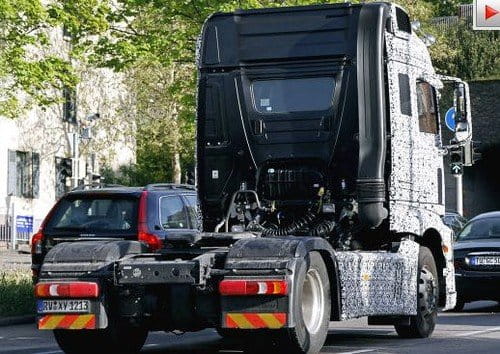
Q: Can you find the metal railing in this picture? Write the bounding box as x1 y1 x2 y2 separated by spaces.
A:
0 222 36 248
430 4 473 30
459 4 473 18
0 224 11 243
431 16 460 29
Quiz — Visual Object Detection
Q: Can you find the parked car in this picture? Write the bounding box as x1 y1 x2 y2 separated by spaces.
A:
31 184 199 280
453 211 500 310
443 211 468 238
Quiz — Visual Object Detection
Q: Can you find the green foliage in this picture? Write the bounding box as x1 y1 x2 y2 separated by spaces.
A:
0 270 34 317
430 21 500 80
0 0 109 117
432 0 471 17
1 0 497 182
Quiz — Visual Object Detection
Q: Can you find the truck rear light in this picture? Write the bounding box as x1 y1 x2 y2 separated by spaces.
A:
35 282 100 298
138 191 162 251
219 280 288 296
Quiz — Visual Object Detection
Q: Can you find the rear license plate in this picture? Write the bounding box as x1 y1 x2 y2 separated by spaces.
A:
471 256 500 266
37 300 91 314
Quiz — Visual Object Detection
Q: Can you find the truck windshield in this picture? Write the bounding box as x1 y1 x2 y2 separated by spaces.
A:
457 217 500 241
45 197 138 234
251 77 335 114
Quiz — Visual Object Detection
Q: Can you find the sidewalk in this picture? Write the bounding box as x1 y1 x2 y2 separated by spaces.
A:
0 249 31 272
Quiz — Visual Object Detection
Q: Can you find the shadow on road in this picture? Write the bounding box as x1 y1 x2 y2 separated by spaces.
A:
438 301 500 326
462 302 500 313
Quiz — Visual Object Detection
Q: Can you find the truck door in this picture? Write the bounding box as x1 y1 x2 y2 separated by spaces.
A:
385 32 445 234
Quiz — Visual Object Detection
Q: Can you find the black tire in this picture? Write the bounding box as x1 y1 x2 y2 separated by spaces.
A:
245 251 331 354
54 323 148 354
395 246 438 338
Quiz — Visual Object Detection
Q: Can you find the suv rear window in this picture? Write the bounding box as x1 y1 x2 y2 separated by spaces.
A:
46 196 138 234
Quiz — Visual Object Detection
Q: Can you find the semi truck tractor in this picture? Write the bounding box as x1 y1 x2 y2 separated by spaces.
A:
34 3 474 354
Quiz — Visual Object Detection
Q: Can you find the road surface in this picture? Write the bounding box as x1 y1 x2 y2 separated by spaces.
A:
1 301 499 354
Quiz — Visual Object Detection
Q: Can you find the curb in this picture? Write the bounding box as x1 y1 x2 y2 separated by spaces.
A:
0 315 35 327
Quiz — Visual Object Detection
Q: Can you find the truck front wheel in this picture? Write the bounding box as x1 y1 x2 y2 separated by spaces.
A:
395 246 438 338
54 323 148 354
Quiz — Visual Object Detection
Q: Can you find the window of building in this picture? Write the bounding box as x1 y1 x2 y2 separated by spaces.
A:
63 86 77 123
159 196 189 229
398 73 412 116
7 150 40 198
416 81 438 134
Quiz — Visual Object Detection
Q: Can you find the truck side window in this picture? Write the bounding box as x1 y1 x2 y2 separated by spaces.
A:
398 73 412 116
416 81 438 134
160 196 189 229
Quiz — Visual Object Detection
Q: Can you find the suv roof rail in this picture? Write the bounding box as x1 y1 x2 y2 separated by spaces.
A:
145 183 196 191
71 183 126 191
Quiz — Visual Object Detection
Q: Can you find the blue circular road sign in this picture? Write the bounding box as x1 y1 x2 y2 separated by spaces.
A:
445 107 456 132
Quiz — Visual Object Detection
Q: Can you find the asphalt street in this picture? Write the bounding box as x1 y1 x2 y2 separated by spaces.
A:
1 301 499 354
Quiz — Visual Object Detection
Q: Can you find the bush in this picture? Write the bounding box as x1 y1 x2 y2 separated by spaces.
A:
0 270 34 317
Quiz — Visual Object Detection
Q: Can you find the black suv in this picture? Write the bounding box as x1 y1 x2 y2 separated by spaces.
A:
31 184 199 278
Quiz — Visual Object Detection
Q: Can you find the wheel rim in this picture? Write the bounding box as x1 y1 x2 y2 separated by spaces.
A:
301 268 325 334
419 266 437 317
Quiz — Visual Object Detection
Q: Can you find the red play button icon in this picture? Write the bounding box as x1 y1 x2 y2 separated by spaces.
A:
485 5 499 20
475 1 500 29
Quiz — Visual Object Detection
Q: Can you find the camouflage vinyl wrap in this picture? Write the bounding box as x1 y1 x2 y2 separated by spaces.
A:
336 239 419 320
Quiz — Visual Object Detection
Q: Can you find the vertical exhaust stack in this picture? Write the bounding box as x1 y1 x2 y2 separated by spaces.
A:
356 3 390 228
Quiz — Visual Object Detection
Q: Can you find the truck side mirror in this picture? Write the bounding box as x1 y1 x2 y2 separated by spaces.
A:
454 83 468 131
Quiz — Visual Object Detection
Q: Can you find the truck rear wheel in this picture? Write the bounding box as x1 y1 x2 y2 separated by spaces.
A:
395 246 438 338
245 251 330 354
54 323 148 354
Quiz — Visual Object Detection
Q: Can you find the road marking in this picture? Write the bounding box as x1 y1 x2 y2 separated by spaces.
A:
455 326 500 337
36 351 62 354
332 349 378 354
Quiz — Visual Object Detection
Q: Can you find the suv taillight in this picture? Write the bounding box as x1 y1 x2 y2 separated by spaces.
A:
138 191 162 251
31 199 61 256
31 231 44 255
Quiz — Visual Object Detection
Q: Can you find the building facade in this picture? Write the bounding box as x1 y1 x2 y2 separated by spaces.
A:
0 28 135 245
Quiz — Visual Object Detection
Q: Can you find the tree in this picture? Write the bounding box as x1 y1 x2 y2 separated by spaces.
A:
0 0 109 118
3 0 495 184
430 21 500 80
0 0 69 117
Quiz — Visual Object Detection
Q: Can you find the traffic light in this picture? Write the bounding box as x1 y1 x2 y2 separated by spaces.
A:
449 147 463 164
449 146 464 175
463 141 482 167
